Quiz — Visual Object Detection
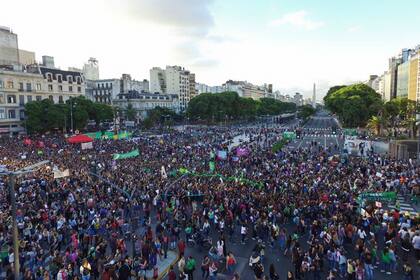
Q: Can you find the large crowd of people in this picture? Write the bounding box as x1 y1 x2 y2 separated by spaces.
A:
0 121 419 280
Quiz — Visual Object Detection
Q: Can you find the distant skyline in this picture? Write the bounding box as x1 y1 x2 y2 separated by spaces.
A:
2 0 420 99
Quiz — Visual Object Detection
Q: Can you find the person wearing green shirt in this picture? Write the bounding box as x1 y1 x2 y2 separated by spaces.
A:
380 248 391 274
185 225 193 242
185 256 196 280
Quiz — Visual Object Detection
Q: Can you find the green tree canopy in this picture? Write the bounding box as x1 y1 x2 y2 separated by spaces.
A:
298 104 316 120
25 96 113 134
186 92 296 122
324 84 383 127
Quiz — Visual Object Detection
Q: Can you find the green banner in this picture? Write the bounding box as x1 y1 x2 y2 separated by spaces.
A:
178 167 189 174
358 192 396 202
209 161 215 173
172 170 263 189
283 132 296 140
85 131 132 140
113 149 139 160
344 129 357 136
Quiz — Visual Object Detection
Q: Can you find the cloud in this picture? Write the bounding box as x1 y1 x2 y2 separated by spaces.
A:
347 25 361 33
269 10 325 30
191 58 219 68
122 0 214 37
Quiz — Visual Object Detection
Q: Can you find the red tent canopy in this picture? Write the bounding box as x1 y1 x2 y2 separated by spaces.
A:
67 134 93 144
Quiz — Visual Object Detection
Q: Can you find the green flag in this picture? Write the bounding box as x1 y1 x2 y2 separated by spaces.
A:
179 167 189 174
113 149 139 160
37 150 43 155
209 161 215 173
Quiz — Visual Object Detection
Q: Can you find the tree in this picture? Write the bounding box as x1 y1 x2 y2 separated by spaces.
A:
142 107 178 128
25 96 113 134
366 116 382 136
298 105 316 120
186 92 296 122
125 102 137 121
324 84 383 127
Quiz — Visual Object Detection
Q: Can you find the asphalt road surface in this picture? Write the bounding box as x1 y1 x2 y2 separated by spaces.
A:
288 112 344 153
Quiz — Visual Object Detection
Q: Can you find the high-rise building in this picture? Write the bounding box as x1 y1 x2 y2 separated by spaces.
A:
408 51 420 102
397 61 409 98
149 65 196 111
0 26 19 66
388 56 402 100
383 71 392 101
83 57 99 80
149 67 166 94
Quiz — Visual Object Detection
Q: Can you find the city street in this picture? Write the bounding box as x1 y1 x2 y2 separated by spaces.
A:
288 112 344 152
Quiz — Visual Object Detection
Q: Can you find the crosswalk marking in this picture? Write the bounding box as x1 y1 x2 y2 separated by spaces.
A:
389 195 418 217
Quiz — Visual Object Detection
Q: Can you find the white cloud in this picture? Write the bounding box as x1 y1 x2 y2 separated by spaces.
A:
347 25 361 33
269 10 325 30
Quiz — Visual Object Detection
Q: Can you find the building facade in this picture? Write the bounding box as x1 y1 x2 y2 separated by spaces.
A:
408 52 420 102
396 61 409 98
87 74 149 104
149 67 166 94
0 64 85 135
113 91 179 120
223 80 268 100
149 65 196 111
83 57 99 80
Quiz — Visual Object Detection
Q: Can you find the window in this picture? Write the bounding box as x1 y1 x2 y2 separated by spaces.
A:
19 110 25 120
36 83 41 91
8 109 16 119
7 95 16 104
68 76 73 84
69 86 73 92
0 109 4 119
48 95 54 102
27 95 32 102
59 96 63 103
0 94 4 104
36 96 42 101
0 80 3 88
76 77 81 84
58 85 63 92
19 82 24 91
57 75 62 83
19 95 25 105
77 87 81 93
47 73 52 82
26 83 32 92
48 85 53 91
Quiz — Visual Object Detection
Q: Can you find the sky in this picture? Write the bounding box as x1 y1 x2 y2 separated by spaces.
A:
2 0 420 99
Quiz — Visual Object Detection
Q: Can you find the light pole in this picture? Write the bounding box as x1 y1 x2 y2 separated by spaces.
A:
70 98 77 133
0 160 49 280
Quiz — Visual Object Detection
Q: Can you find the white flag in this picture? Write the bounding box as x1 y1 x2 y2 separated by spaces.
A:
54 169 70 179
161 166 167 179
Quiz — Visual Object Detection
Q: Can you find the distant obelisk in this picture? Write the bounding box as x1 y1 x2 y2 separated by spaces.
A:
312 83 316 108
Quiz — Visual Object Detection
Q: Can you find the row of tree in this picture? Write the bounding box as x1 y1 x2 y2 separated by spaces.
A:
186 91 296 121
324 83 419 136
25 96 113 134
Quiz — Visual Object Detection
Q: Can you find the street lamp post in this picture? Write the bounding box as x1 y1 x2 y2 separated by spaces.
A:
70 98 74 133
0 160 49 280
